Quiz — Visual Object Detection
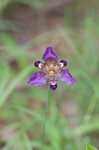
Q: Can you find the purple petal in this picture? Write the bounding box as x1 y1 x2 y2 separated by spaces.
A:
59 69 76 84
34 61 44 69
28 72 47 86
42 47 58 61
49 80 58 90
58 60 68 69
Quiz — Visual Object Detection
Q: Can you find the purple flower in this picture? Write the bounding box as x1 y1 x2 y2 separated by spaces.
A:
28 47 76 90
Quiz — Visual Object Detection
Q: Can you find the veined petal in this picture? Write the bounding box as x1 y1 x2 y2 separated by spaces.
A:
28 72 47 86
42 47 58 61
59 69 76 84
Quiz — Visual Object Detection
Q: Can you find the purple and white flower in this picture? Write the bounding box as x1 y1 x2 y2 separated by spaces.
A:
28 47 76 90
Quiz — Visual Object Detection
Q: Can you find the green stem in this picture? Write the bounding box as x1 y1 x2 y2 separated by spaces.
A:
41 84 50 149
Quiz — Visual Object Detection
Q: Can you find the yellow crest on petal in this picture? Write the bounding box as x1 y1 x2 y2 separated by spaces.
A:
38 63 42 68
59 62 64 67
51 81 56 85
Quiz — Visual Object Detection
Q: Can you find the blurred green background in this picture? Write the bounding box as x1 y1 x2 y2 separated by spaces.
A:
0 0 99 150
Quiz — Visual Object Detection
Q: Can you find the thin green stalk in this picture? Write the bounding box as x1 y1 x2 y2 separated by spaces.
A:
84 94 98 123
41 84 50 149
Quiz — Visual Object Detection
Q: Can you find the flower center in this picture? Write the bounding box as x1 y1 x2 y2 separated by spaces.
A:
49 70 55 76
42 59 62 81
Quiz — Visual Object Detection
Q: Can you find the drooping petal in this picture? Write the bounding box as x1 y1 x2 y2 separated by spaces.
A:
28 72 47 86
59 69 76 84
49 80 58 90
42 47 58 61
34 61 44 69
58 59 68 69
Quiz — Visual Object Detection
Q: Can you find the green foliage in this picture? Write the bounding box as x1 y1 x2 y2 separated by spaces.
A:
0 1 99 150
86 144 97 150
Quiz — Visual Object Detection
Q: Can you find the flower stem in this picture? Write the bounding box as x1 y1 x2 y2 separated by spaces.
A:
41 84 50 149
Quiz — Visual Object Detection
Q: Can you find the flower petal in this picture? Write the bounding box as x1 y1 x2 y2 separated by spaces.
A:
28 72 47 86
49 80 57 90
58 59 68 69
42 47 58 61
59 69 76 84
34 61 44 69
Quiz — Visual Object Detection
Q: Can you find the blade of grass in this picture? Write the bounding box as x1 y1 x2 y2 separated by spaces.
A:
13 105 43 121
23 134 33 150
0 75 9 96
65 118 99 138
0 65 32 107
0 33 37 58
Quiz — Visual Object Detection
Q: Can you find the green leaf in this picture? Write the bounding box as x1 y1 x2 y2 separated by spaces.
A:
86 144 97 150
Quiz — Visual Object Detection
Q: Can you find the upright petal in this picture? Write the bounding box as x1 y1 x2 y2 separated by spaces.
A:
42 47 58 61
59 69 76 84
28 72 47 86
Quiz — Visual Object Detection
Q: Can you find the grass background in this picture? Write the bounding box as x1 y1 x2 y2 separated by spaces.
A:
0 0 99 150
